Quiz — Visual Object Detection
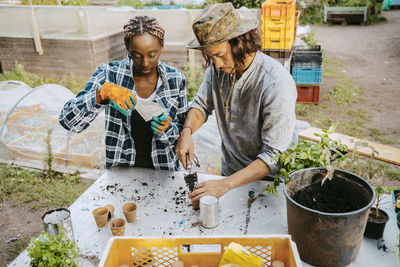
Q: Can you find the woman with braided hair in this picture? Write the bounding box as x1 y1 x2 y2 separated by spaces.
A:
60 16 188 170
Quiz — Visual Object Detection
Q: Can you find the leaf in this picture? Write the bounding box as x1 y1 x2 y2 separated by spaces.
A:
327 124 337 134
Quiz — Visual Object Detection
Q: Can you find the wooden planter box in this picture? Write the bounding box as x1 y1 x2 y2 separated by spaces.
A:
0 31 125 82
7 111 58 135
324 6 368 24
7 132 68 161
54 130 104 168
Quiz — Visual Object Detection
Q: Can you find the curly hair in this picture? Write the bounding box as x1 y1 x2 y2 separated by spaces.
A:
123 16 165 49
201 29 261 69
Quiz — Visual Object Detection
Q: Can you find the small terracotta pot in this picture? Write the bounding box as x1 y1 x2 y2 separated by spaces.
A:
123 203 137 223
110 218 125 236
104 204 114 220
92 207 108 227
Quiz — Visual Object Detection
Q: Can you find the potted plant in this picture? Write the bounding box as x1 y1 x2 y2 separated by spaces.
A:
264 125 348 196
285 167 375 267
266 126 377 266
27 229 79 267
364 185 394 238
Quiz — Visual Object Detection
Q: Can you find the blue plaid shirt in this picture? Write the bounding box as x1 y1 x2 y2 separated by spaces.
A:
59 56 188 170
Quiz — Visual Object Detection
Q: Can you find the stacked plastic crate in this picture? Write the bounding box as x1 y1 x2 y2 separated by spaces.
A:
291 45 323 103
261 0 297 65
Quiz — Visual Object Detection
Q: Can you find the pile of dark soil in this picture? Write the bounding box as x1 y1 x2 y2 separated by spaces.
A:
292 178 369 213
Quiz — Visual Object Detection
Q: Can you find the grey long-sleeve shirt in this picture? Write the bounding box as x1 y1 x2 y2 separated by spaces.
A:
191 51 297 176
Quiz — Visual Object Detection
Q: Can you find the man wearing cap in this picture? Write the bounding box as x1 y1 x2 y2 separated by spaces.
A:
176 3 297 205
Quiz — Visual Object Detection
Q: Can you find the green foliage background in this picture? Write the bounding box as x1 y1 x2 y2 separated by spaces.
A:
118 0 144 8
0 65 84 94
225 0 263 8
22 0 87 5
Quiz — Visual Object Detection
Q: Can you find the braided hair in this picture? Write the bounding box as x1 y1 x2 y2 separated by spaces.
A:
123 16 165 49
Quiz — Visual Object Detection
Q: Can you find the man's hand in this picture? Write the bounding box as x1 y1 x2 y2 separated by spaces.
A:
151 113 171 135
188 179 231 207
98 82 136 116
176 127 194 169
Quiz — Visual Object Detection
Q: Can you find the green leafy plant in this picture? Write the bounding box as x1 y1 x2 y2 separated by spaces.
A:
0 64 85 94
336 140 380 180
144 0 162 5
374 185 396 218
301 32 319 46
264 125 348 196
299 4 325 25
224 0 262 8
44 129 54 178
27 230 79 267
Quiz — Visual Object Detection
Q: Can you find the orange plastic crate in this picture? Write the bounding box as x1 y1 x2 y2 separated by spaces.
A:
296 85 319 103
99 235 302 267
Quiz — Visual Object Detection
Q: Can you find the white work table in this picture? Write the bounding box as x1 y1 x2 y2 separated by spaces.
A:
9 167 399 266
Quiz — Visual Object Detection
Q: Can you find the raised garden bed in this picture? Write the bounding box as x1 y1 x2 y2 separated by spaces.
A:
8 132 67 161
324 6 368 25
54 130 105 168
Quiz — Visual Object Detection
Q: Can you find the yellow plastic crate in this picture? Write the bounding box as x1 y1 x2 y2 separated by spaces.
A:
262 34 294 50
262 25 295 39
99 235 302 267
262 16 295 29
262 0 296 19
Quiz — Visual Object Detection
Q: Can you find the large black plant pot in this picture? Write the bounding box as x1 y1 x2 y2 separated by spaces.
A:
284 168 375 267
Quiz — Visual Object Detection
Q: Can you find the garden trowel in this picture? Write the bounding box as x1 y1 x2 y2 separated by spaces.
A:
184 153 200 192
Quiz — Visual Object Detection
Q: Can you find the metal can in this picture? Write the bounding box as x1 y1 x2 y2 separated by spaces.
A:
42 208 74 240
200 195 219 228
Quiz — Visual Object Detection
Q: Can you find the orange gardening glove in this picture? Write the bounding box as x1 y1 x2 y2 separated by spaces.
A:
99 82 137 116
151 113 171 135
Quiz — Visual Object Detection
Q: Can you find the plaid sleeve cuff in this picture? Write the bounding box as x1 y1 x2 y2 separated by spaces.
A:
87 88 104 110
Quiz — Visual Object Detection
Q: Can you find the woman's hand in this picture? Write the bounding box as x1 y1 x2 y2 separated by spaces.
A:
151 113 171 135
97 82 136 116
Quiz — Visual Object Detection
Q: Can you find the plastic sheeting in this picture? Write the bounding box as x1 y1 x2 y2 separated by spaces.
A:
0 80 309 177
0 81 106 173
0 81 222 175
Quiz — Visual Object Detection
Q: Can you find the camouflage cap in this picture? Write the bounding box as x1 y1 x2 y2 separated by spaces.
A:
187 2 258 49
